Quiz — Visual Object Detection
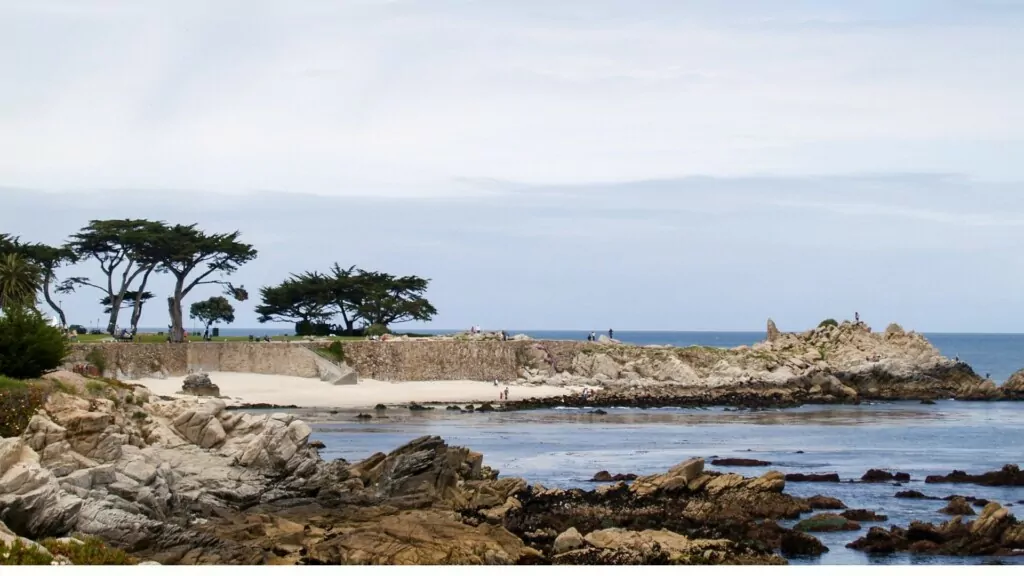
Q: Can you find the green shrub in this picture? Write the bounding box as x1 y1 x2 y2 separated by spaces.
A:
85 380 105 395
818 318 839 329
0 375 27 391
0 384 48 437
365 323 390 337
0 305 67 379
84 348 107 376
68 324 87 334
0 536 141 565
0 539 54 565
327 340 345 362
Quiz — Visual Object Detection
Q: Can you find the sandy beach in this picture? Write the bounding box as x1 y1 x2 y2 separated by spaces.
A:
127 371 579 409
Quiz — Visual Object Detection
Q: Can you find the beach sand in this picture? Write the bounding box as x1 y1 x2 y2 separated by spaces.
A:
128 371 578 409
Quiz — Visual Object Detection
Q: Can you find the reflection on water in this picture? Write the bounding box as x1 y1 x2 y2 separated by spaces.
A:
300 401 1024 566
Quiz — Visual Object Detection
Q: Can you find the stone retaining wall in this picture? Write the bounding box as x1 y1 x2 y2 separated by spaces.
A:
65 340 592 381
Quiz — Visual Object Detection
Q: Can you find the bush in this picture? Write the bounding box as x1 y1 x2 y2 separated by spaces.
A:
68 324 87 334
0 384 48 437
326 340 345 362
0 537 137 565
365 323 391 337
818 318 839 329
39 537 137 565
84 349 107 375
89 329 102 335
0 305 67 379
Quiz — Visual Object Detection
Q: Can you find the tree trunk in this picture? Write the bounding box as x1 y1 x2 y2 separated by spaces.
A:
168 281 186 342
41 271 67 328
106 293 126 335
129 268 154 333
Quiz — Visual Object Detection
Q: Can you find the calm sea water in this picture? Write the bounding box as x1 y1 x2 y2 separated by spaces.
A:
204 328 1024 384
309 403 1024 565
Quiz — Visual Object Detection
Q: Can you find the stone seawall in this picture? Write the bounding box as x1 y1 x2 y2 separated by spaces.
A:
65 342 331 380
65 340 586 381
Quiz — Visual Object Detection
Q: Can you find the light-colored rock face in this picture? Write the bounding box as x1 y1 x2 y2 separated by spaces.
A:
2 389 322 549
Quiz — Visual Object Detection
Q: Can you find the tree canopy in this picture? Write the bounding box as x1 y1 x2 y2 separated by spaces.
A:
189 296 236 331
67 219 167 334
151 224 256 342
0 253 41 310
257 264 437 335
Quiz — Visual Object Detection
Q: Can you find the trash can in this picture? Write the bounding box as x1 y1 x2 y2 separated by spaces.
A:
212 327 220 338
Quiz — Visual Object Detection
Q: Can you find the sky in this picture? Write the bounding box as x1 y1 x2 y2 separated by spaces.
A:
2 0 1024 332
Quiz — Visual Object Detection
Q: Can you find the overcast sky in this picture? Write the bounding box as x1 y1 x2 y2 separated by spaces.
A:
2 1 1023 332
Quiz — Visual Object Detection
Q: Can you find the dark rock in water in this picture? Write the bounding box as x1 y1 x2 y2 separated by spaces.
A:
712 458 772 467
847 502 1024 557
795 451 805 454
895 490 938 500
445 405 462 411
794 513 861 533
181 372 220 397
944 495 989 507
785 473 840 483
589 471 638 482
842 509 888 522
477 403 495 412
374 403 387 411
356 413 372 420
329 410 339 415
780 531 830 557
806 495 846 510
408 403 433 411
309 440 326 449
590 409 608 415
227 402 299 410
925 464 1024 486
940 497 976 516
920 399 937 405
464 405 475 412
861 469 910 483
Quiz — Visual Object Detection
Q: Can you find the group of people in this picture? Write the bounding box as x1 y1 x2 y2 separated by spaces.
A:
493 379 511 401
586 329 614 342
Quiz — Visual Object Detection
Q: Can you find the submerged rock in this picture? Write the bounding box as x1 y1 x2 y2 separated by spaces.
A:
785 473 840 483
861 469 911 483
712 458 772 467
794 514 861 533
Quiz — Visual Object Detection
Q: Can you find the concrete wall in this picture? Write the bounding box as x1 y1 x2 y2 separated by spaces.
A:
65 340 591 381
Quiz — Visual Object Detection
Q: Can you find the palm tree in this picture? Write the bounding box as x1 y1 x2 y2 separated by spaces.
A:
0 252 42 309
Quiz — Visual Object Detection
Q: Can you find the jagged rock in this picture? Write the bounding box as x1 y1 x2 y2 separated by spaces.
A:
847 502 1024 556
861 469 910 483
181 373 220 397
925 465 1024 486
766 319 781 342
940 497 976 516
630 458 704 496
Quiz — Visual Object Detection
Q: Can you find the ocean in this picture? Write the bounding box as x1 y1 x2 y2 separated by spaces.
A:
203 328 1024 384
310 403 1024 565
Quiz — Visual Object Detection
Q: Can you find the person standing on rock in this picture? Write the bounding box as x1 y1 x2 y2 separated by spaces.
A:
608 328 614 340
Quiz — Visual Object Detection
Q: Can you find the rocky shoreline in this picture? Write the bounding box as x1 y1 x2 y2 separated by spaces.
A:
2 369 1023 565
499 321 1024 410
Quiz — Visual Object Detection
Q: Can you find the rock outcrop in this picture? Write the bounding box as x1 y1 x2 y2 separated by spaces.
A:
846 502 1024 556
507 321 1005 407
924 465 1024 487
181 373 220 397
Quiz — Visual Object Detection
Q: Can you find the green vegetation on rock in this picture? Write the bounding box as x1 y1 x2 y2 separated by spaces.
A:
0 536 137 565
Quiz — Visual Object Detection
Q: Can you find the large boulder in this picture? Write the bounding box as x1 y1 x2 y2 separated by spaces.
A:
181 373 221 397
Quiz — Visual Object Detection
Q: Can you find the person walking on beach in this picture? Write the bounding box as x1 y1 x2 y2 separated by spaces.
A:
504 387 510 401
